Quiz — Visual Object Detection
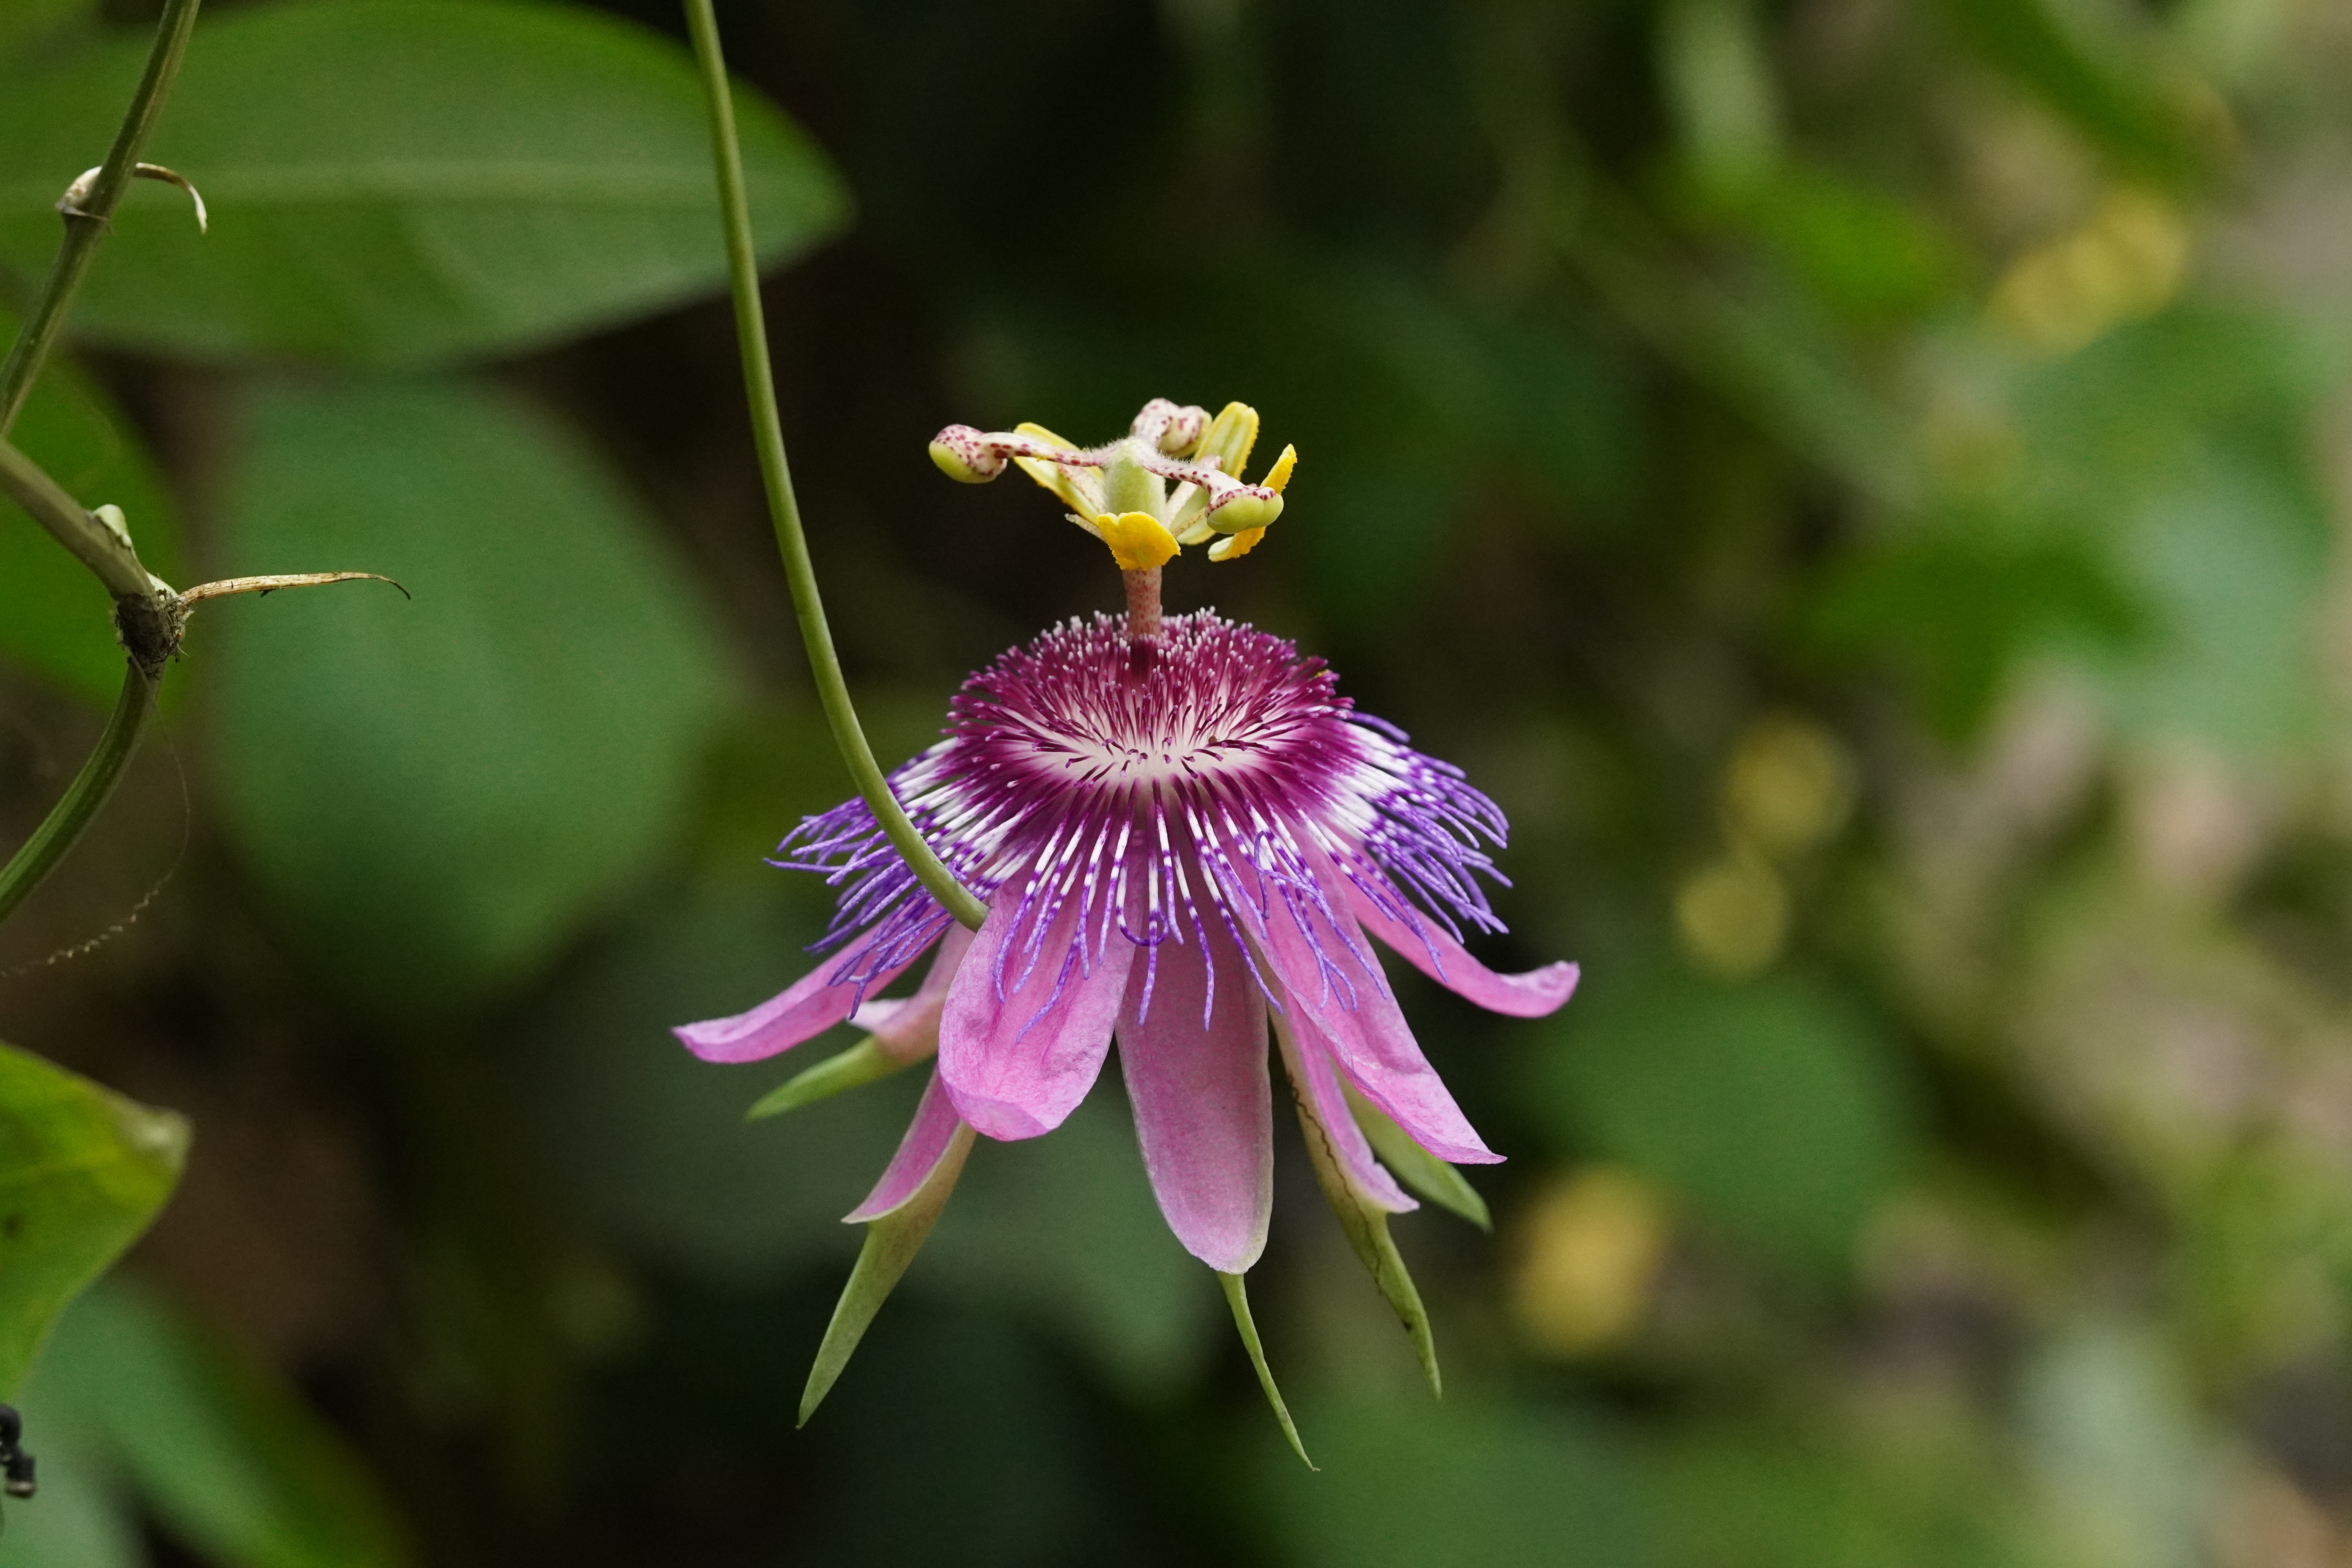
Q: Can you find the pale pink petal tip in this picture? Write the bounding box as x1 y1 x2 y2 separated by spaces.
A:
673 946 924 1063
1347 881 1581 1019
1119 927 1275 1273
845 1071 967 1222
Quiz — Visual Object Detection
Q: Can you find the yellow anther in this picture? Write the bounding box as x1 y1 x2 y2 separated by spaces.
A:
1097 511 1181 571
1194 402 1261 481
1260 444 1296 494
1208 526 1265 562
927 439 987 483
1209 489 1283 534
1010 421 1094 515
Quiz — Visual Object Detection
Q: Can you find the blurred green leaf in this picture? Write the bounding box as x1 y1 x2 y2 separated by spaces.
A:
1534 973 1912 1267
0 0 850 366
0 1406 141 1568
212 377 736 1019
0 312 184 706
1255 1392 1650 1568
1661 1425 2038 1568
20 1281 412 1568
2020 310 2331 753
0 1043 186 1401
0 0 87 63
1942 0 2202 182
1809 525 2145 740
1734 169 1960 325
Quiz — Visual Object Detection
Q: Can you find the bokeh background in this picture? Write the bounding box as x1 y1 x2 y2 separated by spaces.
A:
4 0 2352 1561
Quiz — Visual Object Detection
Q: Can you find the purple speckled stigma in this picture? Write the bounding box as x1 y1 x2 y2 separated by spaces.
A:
777 611 1512 1022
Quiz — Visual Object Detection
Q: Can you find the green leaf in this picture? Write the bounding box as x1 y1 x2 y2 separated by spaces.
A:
1343 1081 1492 1230
211 377 737 1020
800 1120 976 1426
0 1043 187 1400
20 1281 413 1568
1218 1272 1313 1470
0 311 184 706
0 0 850 367
1534 973 1913 1269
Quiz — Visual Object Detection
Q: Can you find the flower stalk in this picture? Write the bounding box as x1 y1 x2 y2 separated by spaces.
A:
682 0 987 933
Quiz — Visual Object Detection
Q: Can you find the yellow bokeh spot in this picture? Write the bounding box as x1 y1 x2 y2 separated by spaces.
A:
1208 526 1265 562
1722 714 1853 858
1260 443 1297 494
1987 188 2189 356
1511 1166 1671 1358
1096 510 1181 571
1674 851 1788 979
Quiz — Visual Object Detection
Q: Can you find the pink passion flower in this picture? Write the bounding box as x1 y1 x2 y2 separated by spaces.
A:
675 399 1577 1461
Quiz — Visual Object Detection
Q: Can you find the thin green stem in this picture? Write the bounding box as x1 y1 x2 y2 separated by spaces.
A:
0 0 204 436
0 0 199 932
0 435 153 600
682 0 986 932
0 664 155 927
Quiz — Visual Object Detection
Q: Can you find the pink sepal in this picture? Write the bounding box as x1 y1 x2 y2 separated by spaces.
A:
1222 851 1501 1164
940 875 1135 1140
850 924 976 1065
1117 922 1274 1273
1284 1015 1416 1213
844 1069 968 1222
673 942 926 1064
1345 876 1579 1018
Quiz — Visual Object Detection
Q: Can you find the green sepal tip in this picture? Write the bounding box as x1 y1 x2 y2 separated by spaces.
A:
1218 1271 1314 1470
797 1122 975 1426
747 1036 912 1121
1276 1026 1444 1398
1344 1083 1492 1230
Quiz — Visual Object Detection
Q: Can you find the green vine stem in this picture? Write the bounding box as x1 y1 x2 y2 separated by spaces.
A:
682 0 987 933
0 0 205 928
0 434 162 603
0 0 204 435
0 666 154 927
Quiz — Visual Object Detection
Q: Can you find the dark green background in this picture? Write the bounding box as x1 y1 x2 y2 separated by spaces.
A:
4 0 2349 1562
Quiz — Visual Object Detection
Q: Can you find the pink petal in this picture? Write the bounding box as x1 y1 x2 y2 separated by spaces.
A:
1221 851 1501 1164
1117 921 1274 1272
850 924 976 1065
939 875 1136 1140
1281 1011 1415 1213
844 1069 967 1221
673 941 927 1064
1345 876 1580 1018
